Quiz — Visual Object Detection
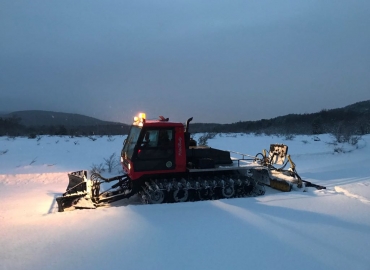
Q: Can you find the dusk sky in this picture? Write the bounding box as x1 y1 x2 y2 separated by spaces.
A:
1 0 369 124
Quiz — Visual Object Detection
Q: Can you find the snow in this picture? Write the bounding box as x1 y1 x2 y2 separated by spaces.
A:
1 133 370 270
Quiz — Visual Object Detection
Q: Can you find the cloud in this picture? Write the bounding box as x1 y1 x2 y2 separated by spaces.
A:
1 0 369 123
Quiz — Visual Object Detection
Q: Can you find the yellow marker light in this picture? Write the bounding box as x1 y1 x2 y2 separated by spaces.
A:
133 112 146 125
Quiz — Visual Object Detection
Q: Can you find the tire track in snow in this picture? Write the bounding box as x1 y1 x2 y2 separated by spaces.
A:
334 186 370 204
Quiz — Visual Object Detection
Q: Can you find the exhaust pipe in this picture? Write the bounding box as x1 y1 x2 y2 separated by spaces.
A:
185 117 194 149
185 117 193 133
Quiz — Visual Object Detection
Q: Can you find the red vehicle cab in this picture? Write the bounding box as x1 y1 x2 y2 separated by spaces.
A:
121 113 187 181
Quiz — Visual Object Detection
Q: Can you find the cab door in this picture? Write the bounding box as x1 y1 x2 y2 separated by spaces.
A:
133 128 175 172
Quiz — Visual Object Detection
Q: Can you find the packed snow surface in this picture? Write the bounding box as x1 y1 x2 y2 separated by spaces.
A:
1 133 370 270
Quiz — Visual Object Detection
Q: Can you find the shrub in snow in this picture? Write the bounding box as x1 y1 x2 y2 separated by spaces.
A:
333 147 343 153
198 133 216 146
29 157 37 165
254 131 262 136
284 134 295 141
88 136 97 141
331 124 361 145
28 133 37 139
90 163 105 174
107 135 115 142
104 153 119 173
349 136 361 146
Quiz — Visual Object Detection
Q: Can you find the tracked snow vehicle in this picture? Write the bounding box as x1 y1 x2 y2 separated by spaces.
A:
56 113 325 212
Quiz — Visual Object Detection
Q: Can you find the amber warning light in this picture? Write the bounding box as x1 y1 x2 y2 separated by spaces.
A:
133 113 146 125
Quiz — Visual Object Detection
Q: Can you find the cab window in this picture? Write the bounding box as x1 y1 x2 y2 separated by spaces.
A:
141 129 173 148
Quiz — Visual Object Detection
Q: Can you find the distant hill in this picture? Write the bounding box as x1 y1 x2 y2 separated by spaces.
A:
1 110 130 136
3 110 122 127
0 111 11 117
202 100 370 135
1 100 369 136
341 100 370 113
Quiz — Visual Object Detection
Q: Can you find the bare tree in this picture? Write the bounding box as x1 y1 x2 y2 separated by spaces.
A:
104 153 119 173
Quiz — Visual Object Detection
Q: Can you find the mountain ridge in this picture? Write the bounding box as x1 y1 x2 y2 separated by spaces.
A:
1 100 369 135
3 110 126 127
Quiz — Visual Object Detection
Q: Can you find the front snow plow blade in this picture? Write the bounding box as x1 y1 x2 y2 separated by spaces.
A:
56 170 133 212
56 170 96 212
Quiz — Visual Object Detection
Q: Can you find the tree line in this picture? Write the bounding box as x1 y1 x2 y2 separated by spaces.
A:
1 101 369 137
0 115 129 137
191 101 370 136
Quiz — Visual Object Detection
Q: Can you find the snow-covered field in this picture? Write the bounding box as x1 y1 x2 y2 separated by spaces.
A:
1 133 370 270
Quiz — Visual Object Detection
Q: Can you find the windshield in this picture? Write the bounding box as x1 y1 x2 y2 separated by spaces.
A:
122 126 142 159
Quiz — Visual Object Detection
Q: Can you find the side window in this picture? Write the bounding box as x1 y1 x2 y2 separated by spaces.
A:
142 130 159 147
141 129 173 148
158 129 173 147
